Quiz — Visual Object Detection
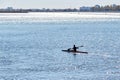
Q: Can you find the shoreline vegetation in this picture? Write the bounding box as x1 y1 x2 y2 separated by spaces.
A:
0 4 120 13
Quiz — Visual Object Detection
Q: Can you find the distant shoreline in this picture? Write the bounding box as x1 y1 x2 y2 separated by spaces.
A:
0 11 28 13
0 11 120 13
1 4 120 13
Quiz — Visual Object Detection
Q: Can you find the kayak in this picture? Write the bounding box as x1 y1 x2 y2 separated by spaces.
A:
62 50 88 54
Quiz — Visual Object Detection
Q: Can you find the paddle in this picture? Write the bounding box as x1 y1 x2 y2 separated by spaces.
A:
79 45 84 47
69 45 84 50
77 45 84 48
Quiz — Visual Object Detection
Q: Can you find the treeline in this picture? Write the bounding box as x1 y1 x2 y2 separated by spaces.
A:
92 5 120 12
80 4 120 12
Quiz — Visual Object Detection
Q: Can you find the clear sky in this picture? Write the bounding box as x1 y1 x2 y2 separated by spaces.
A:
0 0 120 9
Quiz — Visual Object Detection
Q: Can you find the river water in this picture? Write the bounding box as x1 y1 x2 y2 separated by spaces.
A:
0 12 120 80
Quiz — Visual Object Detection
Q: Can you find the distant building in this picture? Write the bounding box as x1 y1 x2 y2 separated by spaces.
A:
112 4 117 7
6 7 13 11
94 5 100 8
80 6 91 11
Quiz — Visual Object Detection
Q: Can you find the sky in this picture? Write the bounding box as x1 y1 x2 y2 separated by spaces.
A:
0 0 120 9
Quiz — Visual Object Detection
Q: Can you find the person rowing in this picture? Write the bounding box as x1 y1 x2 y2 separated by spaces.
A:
62 45 88 54
67 45 83 52
73 45 78 52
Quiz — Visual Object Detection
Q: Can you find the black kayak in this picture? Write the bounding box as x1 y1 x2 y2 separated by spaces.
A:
62 50 88 54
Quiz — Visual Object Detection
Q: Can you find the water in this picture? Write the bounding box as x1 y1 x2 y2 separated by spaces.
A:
0 12 120 80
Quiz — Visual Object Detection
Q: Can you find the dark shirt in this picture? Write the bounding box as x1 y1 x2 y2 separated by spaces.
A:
73 45 77 52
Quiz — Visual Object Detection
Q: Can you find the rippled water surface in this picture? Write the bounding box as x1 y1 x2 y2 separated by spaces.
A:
0 13 120 80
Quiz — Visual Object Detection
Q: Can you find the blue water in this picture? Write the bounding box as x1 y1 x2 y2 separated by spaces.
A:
0 21 120 80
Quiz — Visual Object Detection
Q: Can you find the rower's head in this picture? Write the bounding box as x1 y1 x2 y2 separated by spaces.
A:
74 45 75 47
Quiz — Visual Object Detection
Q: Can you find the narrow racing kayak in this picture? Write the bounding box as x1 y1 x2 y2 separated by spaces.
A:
62 50 88 54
